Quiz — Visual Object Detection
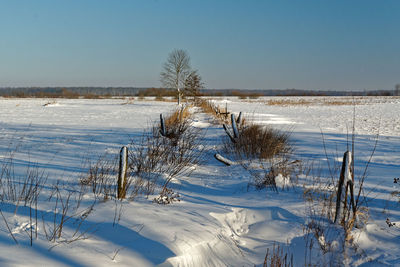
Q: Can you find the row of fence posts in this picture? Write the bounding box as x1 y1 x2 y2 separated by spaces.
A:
117 111 356 230
213 109 356 227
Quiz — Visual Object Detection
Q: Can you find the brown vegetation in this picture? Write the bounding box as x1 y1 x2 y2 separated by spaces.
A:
265 97 377 106
196 99 230 123
227 124 291 160
129 107 203 203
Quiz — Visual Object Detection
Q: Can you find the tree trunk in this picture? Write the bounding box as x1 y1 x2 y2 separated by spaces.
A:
177 87 181 105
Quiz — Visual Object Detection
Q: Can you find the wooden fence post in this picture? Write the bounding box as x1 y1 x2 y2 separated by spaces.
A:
334 151 354 224
223 124 236 143
231 114 239 139
160 114 166 137
236 112 242 124
117 146 128 199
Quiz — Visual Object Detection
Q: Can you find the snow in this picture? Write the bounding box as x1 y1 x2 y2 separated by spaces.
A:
0 96 399 266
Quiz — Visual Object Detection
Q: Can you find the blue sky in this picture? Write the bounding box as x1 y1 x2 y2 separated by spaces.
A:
0 0 399 90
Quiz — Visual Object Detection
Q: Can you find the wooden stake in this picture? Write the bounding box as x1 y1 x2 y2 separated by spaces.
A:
160 114 166 137
231 114 239 139
117 146 128 199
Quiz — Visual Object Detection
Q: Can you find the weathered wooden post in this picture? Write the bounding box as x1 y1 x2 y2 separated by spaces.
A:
334 151 354 224
117 146 128 199
231 114 239 139
160 113 167 137
223 124 236 143
214 153 235 166
222 112 242 143
236 112 242 124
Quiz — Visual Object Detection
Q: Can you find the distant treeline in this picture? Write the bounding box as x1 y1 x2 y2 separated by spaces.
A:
0 87 396 98
0 87 174 98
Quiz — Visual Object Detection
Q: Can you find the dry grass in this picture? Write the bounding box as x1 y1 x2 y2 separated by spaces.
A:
265 97 372 106
162 106 193 143
133 96 177 102
263 243 293 267
165 106 191 125
227 124 291 160
197 99 216 114
266 99 313 106
79 153 117 200
129 107 203 202
0 150 48 204
300 129 377 264
196 99 229 123
221 114 294 191
79 106 202 203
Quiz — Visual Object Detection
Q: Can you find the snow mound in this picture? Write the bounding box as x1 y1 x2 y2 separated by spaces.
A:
191 120 211 128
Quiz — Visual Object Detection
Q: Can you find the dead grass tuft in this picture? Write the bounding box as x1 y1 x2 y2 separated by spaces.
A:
162 106 193 143
228 124 291 160
263 243 293 267
221 114 295 191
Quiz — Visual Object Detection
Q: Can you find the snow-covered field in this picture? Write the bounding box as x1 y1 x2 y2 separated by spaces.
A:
0 96 399 266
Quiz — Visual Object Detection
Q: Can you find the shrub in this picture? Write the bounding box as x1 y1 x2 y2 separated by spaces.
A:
129 107 203 201
43 181 96 245
222 118 294 190
0 150 47 205
226 124 291 160
79 153 117 201
163 106 192 143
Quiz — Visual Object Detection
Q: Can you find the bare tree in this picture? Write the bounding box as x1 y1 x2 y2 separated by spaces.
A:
160 49 191 105
184 70 203 100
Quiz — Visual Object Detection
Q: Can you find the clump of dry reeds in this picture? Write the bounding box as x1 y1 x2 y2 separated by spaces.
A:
263 243 293 267
228 124 291 160
162 106 193 142
221 115 294 190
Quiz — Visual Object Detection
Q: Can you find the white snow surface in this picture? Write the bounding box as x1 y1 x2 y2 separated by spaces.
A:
0 96 399 266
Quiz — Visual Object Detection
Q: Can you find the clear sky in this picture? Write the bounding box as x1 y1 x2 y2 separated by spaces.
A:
0 0 399 90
